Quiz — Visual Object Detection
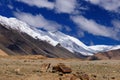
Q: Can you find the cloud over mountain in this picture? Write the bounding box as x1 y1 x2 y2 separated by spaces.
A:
14 12 62 31
71 15 120 40
1 0 119 45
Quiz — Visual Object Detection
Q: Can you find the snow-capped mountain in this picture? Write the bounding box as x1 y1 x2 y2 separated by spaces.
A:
0 16 58 46
48 31 120 55
48 31 94 55
0 15 120 56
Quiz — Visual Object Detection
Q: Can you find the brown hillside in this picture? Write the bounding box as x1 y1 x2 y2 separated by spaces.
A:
88 49 120 60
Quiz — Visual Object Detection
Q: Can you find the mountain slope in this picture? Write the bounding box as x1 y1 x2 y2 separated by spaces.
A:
0 16 58 46
0 23 81 58
0 15 120 56
88 49 120 60
47 31 120 55
47 31 94 55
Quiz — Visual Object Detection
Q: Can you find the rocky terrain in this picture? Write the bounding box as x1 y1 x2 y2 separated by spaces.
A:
89 49 120 60
0 55 120 80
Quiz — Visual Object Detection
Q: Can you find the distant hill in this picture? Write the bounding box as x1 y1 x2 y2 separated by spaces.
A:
88 49 120 60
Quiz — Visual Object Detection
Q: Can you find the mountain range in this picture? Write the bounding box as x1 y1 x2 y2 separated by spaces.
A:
0 15 120 59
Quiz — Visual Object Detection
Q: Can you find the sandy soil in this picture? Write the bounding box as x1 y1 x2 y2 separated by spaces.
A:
0 55 119 80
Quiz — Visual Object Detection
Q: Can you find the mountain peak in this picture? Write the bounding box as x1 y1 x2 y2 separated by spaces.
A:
0 15 59 46
0 15 120 56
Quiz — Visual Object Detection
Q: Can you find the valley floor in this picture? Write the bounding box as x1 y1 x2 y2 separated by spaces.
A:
0 55 120 80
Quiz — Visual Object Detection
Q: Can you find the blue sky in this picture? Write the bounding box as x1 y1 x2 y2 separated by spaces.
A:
0 0 120 45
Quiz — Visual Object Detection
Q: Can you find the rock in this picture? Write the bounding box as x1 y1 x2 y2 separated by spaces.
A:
91 74 97 78
53 63 72 74
111 77 115 79
40 63 51 72
58 72 64 76
14 68 23 75
74 72 89 80
14 68 20 74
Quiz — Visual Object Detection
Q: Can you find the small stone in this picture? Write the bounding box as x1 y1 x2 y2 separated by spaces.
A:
91 74 97 78
58 72 64 76
14 68 20 73
111 77 115 79
14 68 23 75
40 63 51 72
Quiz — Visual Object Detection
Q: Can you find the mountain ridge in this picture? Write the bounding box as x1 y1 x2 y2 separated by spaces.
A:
0 23 80 58
0 15 120 56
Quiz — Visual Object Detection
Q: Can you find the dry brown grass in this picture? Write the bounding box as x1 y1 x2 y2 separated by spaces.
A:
0 55 119 80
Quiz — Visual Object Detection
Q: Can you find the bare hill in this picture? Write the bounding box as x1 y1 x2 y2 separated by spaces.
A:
88 49 120 60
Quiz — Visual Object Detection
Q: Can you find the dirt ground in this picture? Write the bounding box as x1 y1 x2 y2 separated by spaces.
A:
0 55 120 80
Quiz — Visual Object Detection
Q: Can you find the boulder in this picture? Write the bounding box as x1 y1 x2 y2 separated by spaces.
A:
53 63 72 73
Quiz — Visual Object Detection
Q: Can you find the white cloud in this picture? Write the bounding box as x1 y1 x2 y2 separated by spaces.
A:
86 0 120 12
112 20 120 29
71 16 120 40
17 0 55 10
14 12 62 31
16 0 80 14
55 0 78 14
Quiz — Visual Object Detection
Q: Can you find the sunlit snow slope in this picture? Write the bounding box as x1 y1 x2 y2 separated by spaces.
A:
0 15 120 56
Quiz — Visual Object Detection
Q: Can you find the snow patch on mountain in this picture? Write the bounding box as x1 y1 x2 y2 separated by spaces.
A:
88 45 113 53
111 45 120 50
0 15 58 46
48 31 94 55
0 15 120 56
